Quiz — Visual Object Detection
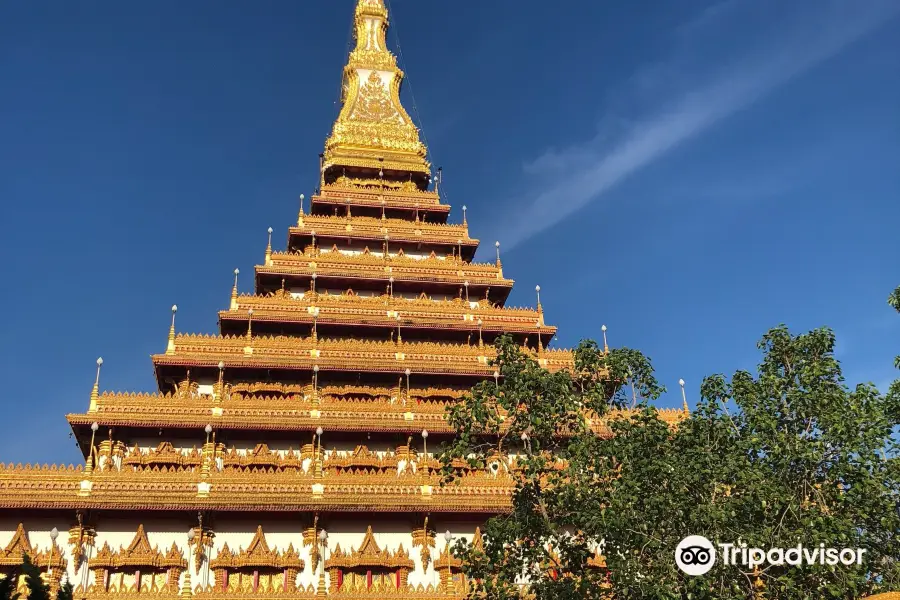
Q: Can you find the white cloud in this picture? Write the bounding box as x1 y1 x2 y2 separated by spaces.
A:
499 0 900 250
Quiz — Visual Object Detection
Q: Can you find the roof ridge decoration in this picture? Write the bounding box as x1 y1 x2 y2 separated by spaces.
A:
323 0 431 180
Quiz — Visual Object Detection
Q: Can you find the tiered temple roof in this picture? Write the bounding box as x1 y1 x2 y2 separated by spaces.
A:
0 0 687 538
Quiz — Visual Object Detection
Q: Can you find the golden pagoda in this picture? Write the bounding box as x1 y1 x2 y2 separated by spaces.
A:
0 2 685 598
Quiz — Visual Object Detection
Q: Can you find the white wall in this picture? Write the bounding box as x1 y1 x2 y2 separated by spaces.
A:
0 515 486 592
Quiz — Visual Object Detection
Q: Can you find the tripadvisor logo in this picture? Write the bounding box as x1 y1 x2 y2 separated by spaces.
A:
675 536 716 576
675 536 867 576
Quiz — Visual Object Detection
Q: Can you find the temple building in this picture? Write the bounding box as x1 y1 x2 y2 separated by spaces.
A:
0 1 683 598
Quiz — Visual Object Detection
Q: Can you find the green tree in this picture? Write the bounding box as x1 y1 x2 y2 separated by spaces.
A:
441 321 900 599
20 555 49 600
0 568 21 600
17 554 71 600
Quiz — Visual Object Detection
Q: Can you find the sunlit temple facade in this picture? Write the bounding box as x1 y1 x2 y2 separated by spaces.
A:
0 1 684 598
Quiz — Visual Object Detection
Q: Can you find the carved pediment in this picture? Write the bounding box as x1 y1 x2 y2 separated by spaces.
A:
472 527 484 552
124 442 201 468
0 523 65 570
0 523 33 565
222 446 300 471
210 526 303 570
325 526 413 571
328 446 385 471
89 525 186 570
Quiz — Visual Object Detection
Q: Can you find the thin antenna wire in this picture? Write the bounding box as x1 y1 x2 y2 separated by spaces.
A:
385 0 455 210
385 0 430 157
336 3 357 111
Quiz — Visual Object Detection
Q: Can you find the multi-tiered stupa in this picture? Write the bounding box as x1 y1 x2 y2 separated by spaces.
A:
0 1 682 598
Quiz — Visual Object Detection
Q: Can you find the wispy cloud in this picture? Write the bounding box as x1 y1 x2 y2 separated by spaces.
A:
500 0 900 250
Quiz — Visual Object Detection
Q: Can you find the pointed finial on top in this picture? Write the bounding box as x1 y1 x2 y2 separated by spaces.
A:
231 269 240 310
679 378 689 413
601 324 608 352
166 305 177 355
89 357 103 412
535 285 544 324
265 227 273 266
462 205 468 226
495 241 501 266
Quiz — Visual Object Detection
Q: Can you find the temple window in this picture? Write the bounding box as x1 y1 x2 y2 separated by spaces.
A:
0 523 66 596
208 526 303 594
87 525 186 594
325 526 413 593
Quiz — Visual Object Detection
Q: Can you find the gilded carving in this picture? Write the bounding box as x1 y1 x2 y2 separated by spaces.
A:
410 517 435 569
326 526 414 593
352 72 402 124
209 526 303 595
86 525 185 595
0 522 67 598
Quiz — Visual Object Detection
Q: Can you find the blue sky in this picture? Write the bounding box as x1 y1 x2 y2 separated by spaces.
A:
1 0 898 465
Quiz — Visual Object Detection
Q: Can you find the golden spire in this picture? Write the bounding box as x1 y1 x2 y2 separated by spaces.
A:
297 193 306 226
679 378 689 413
244 309 254 356
535 285 544 326
322 0 430 182
88 357 102 412
166 305 177 355
230 268 239 311
265 227 273 266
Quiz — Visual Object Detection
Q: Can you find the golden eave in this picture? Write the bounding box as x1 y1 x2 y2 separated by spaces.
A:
292 215 476 247
0 465 510 513
262 250 511 288
221 292 555 336
313 185 449 213
68 390 687 437
154 334 572 376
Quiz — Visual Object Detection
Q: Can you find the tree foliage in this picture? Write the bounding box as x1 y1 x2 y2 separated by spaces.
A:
12 554 72 600
441 307 900 599
0 567 20 600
